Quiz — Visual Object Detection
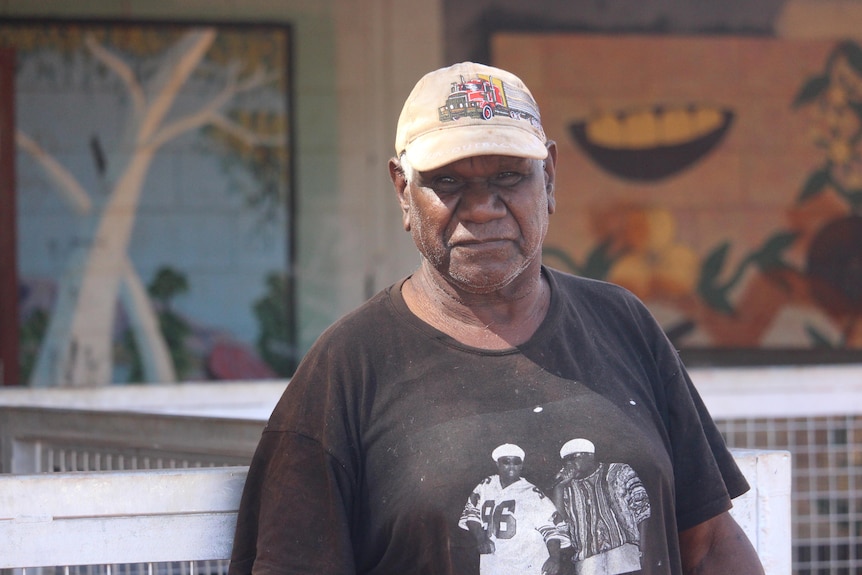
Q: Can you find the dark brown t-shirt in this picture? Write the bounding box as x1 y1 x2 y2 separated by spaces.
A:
229 268 748 575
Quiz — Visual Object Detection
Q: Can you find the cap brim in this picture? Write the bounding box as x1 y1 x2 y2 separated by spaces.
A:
403 124 548 172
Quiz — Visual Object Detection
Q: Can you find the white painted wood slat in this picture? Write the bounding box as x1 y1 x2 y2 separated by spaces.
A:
0 513 237 566
0 467 248 568
0 467 247 517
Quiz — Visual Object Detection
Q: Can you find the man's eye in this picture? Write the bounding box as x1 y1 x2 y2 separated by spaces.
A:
432 176 461 193
495 172 522 185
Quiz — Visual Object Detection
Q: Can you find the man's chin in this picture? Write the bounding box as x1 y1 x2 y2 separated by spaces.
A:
445 262 534 294
447 274 518 294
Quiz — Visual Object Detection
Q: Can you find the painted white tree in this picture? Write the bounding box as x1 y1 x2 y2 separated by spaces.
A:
15 27 286 386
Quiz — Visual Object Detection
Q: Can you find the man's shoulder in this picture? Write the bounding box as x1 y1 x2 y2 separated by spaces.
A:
316 282 403 340
547 266 626 292
543 266 663 341
511 477 543 493
545 266 644 306
474 475 499 490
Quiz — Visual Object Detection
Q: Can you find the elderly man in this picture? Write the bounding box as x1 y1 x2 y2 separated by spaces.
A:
229 62 765 575
459 444 570 575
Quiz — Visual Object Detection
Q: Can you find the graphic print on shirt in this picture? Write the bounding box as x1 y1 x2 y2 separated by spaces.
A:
458 437 651 575
458 443 571 575
355 332 672 574
551 437 652 575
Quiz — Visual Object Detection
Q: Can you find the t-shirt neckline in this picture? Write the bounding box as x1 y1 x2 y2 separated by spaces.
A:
386 266 563 355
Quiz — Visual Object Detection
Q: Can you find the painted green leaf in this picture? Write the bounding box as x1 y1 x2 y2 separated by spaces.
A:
699 242 730 287
792 74 830 108
839 40 862 76
846 189 862 210
542 246 582 275
697 243 736 314
701 286 735 315
665 319 696 343
798 168 831 202
254 272 293 376
806 325 835 348
580 240 615 280
755 231 799 266
148 266 189 305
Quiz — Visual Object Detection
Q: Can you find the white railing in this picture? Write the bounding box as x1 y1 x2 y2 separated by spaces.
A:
0 405 265 474
0 450 790 574
0 466 247 569
0 380 285 419
690 364 862 418
3 365 861 419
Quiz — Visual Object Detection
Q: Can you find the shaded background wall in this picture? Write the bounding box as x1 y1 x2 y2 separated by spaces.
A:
2 0 861 385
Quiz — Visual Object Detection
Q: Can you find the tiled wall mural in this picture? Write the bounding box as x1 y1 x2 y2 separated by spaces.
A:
496 34 862 357
3 21 293 386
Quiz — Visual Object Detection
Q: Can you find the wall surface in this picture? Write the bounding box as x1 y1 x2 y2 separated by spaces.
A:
5 0 862 374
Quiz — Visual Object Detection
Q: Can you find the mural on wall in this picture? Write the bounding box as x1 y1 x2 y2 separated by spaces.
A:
2 21 293 386
494 34 862 355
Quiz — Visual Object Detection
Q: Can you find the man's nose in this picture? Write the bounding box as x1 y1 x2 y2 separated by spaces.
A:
458 184 506 222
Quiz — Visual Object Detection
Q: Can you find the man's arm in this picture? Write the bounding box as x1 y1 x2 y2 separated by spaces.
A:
550 467 574 514
541 539 564 575
678 511 765 575
228 432 357 575
465 520 495 554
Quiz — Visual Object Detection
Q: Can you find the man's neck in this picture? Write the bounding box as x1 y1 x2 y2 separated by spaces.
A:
402 263 550 349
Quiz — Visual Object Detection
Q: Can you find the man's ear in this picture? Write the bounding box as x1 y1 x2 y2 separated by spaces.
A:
544 141 558 215
388 157 411 231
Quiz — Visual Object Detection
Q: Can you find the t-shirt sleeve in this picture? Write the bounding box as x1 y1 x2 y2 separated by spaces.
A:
457 480 485 530
229 318 368 575
228 430 358 575
662 352 750 531
608 279 750 531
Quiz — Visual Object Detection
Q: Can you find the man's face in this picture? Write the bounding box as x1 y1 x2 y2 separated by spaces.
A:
496 456 523 486
393 148 556 294
562 452 597 479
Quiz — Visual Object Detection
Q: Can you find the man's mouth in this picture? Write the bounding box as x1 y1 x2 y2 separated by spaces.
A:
450 238 511 248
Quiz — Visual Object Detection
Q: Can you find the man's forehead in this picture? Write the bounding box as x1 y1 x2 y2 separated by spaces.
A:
563 452 594 460
420 154 537 174
497 456 523 464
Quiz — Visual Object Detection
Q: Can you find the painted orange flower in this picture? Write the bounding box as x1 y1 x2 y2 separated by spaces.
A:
605 207 699 300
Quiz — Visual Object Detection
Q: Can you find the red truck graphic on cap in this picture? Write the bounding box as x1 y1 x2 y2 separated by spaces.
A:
438 74 541 129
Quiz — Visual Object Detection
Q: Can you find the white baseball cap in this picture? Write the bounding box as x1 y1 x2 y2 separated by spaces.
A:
560 438 595 458
492 443 526 462
395 62 548 171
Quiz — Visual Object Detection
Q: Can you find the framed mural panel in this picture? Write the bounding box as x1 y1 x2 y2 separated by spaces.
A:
1 19 294 386
494 33 862 365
